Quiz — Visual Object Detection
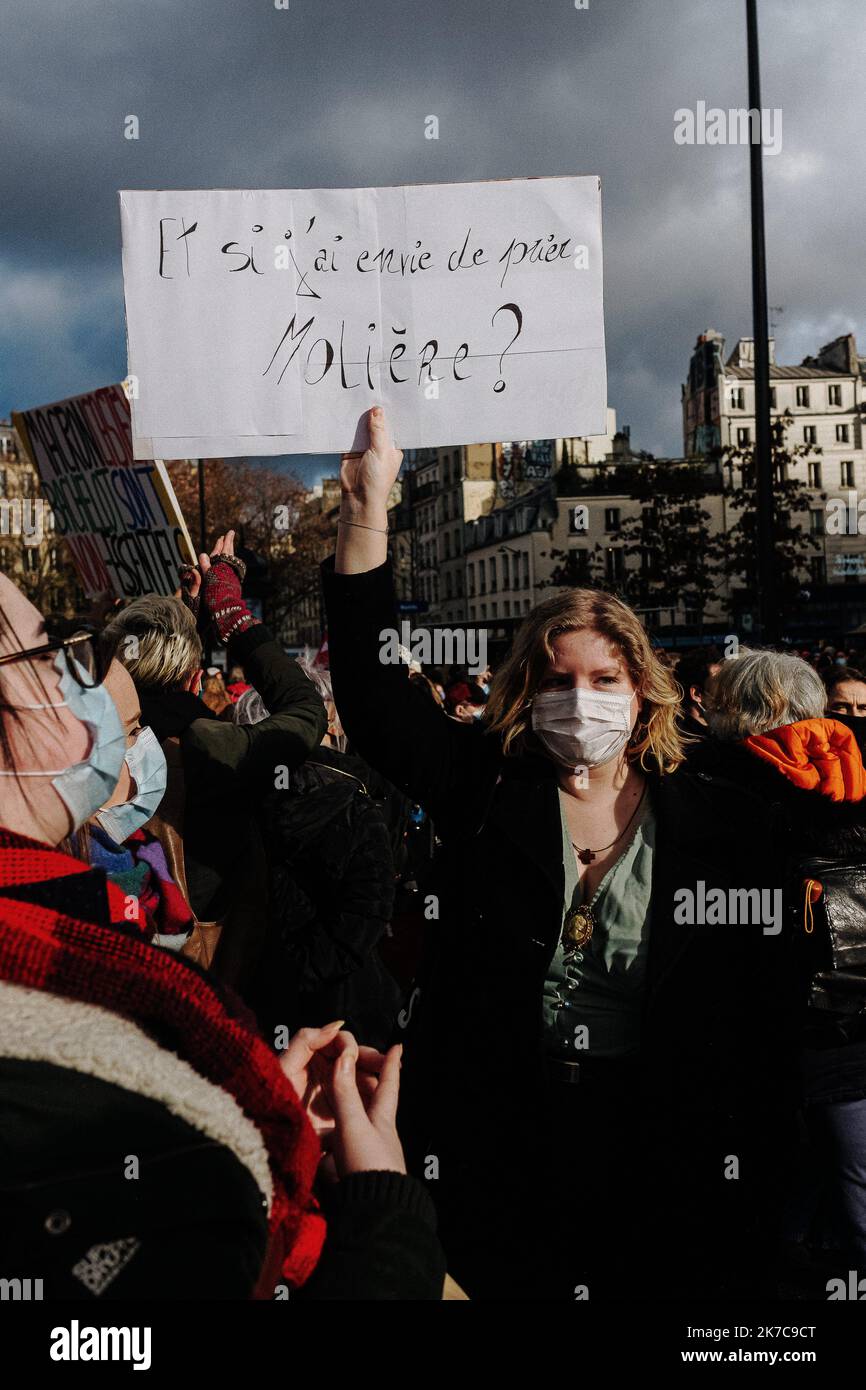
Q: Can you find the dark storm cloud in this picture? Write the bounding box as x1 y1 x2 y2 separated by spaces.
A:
1 0 863 458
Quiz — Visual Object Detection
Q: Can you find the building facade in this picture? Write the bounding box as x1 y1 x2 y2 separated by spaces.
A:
0 419 79 616
682 330 866 627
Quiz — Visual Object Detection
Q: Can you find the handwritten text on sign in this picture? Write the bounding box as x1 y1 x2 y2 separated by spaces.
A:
12 386 194 600
120 177 606 457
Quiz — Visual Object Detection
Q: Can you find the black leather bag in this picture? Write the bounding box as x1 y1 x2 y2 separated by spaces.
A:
797 856 866 1017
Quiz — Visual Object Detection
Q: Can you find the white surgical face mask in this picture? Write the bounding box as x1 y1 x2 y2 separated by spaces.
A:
95 726 167 844
0 651 127 830
531 686 636 770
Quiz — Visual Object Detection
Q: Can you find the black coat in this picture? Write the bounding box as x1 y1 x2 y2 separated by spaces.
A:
687 735 866 1105
139 624 327 921
251 747 402 1050
322 558 799 1294
0 853 445 1301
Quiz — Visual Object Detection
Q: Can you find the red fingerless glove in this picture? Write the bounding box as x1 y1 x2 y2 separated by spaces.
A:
201 557 260 644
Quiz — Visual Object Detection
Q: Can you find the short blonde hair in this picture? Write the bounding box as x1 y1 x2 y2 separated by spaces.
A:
485 588 684 774
101 596 203 692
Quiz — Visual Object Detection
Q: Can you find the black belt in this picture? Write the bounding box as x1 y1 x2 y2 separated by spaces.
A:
546 1054 639 1088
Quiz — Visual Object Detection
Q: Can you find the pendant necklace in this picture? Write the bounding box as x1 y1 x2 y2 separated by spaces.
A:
561 784 647 949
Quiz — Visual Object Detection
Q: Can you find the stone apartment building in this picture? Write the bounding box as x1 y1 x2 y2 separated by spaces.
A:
0 418 79 616
683 329 866 599
397 443 499 624
297 330 866 650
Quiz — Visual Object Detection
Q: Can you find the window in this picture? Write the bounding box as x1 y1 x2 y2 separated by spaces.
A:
504 600 511 616
24 547 38 573
606 548 624 583
803 426 817 445
769 387 777 408
604 507 621 532
809 509 824 534
836 424 850 444
829 384 842 407
50 544 61 570
729 387 745 410
522 552 530 589
479 564 486 594
841 460 855 488
809 555 826 585
491 602 497 618
737 427 751 447
500 554 509 589
467 564 474 596
684 608 699 626
796 386 810 408
808 461 822 488
488 558 497 593
480 603 487 619
443 533 451 560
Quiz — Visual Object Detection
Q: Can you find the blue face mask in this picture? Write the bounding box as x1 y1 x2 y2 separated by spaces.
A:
95 726 167 844
0 651 127 830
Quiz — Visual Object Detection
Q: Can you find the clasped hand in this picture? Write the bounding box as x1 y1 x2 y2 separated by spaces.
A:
280 1021 407 1180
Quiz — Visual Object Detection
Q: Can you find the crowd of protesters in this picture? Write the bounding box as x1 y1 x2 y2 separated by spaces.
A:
1 405 865 1301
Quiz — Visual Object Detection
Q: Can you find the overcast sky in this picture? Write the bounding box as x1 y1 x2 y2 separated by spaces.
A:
1 0 863 482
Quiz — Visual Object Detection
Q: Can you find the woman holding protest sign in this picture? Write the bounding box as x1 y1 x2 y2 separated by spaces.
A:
322 406 797 1302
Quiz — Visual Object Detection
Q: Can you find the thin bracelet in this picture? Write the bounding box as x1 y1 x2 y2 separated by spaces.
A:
337 517 389 535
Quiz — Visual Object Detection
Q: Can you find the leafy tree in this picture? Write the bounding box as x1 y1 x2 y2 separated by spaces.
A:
614 459 717 619
706 416 823 627
167 458 335 639
545 460 718 624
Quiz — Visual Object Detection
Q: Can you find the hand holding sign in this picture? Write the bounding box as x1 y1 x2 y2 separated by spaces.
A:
336 408 400 575
340 408 403 507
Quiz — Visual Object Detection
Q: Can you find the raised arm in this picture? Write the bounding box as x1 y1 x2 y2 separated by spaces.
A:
323 409 499 832
335 406 396 576
187 533 327 783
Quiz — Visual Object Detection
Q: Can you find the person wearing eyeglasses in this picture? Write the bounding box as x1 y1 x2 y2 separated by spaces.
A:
0 612 189 949
0 570 446 1299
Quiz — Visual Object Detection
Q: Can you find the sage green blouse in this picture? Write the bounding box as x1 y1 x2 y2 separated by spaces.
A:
542 788 654 1060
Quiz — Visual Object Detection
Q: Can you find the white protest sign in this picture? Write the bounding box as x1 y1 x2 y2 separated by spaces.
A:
12 385 196 600
120 176 606 457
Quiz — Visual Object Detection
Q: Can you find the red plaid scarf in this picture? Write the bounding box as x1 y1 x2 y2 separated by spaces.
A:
0 828 325 1290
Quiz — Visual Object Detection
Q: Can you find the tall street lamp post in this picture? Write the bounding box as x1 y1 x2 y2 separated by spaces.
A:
746 0 778 642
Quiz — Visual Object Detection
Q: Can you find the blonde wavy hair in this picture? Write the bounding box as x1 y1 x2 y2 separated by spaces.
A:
484 588 684 774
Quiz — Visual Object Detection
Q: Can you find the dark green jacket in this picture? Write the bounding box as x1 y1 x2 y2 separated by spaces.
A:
140 625 327 921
